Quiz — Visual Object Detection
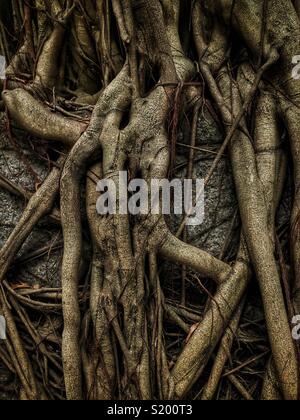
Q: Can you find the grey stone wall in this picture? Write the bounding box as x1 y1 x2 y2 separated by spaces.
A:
172 107 239 259
0 115 62 288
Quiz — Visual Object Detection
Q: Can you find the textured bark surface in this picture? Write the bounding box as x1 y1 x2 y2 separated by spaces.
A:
0 0 299 400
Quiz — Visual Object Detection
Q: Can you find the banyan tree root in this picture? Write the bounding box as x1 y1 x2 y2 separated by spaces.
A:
201 299 246 400
0 0 300 400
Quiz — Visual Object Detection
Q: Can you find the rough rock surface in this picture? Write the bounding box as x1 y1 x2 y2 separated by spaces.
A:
0 114 62 288
170 106 239 259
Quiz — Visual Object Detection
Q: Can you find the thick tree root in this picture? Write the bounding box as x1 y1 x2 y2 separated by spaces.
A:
0 0 300 401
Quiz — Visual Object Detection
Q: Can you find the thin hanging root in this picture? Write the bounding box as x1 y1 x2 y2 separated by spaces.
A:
0 288 40 399
181 100 201 305
201 299 245 400
7 293 62 372
226 374 254 401
0 346 16 383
